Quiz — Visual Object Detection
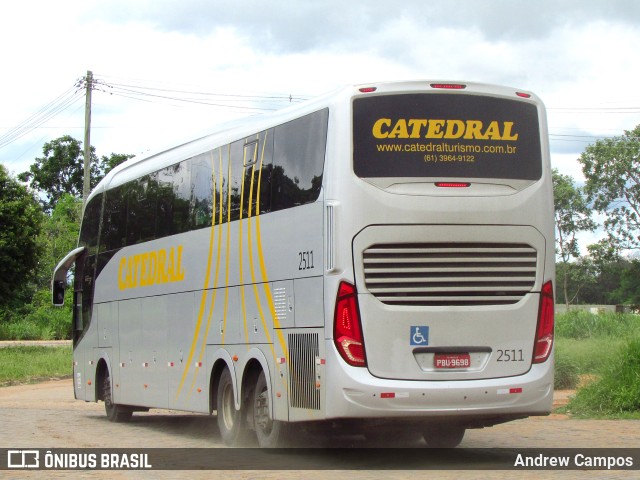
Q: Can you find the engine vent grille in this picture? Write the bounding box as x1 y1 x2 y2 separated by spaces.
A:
288 333 320 410
363 243 537 306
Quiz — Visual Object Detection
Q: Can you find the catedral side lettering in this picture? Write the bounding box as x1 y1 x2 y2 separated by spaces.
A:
118 245 185 290
372 118 519 141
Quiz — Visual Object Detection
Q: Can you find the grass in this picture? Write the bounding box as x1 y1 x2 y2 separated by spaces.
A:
555 336 627 378
0 346 72 386
561 337 640 419
556 310 640 340
555 311 640 419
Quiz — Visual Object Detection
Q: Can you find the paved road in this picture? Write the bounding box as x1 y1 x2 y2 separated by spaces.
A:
1 379 638 479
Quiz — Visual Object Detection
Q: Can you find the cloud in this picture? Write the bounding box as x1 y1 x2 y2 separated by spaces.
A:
93 0 640 55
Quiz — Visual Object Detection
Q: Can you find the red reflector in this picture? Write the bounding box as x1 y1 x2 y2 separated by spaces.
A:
430 83 466 90
381 392 395 399
516 92 532 98
435 182 470 188
533 280 554 363
510 387 523 394
359 87 377 93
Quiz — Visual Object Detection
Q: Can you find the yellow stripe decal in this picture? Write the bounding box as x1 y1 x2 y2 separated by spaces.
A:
222 144 232 345
190 149 224 393
247 136 277 360
238 144 250 349
253 132 289 365
176 153 219 398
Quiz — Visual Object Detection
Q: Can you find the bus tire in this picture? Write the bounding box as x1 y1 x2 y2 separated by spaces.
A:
423 425 465 448
216 368 250 446
102 370 132 423
253 370 292 448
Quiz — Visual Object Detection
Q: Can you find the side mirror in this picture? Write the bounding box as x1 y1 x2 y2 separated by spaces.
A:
53 280 66 306
52 246 86 306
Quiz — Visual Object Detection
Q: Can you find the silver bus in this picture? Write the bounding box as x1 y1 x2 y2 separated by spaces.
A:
53 80 555 448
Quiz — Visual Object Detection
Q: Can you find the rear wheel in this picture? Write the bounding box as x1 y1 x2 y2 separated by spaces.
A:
217 368 251 446
253 371 292 448
102 370 132 423
423 425 465 448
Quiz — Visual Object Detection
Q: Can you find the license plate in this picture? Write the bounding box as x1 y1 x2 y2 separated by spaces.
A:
434 353 471 369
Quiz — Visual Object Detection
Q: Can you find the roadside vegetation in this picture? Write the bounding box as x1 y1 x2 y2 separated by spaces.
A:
0 288 72 341
0 346 71 385
555 311 640 419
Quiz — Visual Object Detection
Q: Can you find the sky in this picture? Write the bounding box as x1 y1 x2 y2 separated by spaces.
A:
1 0 640 192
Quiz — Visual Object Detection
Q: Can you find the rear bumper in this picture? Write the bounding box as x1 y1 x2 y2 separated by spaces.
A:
323 340 554 421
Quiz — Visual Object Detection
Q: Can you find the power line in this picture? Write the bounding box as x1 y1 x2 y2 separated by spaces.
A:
99 80 308 101
0 83 84 149
0 74 311 152
94 80 306 112
95 73 310 101
92 74 309 112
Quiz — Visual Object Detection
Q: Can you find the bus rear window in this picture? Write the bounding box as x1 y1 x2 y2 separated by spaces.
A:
353 94 542 180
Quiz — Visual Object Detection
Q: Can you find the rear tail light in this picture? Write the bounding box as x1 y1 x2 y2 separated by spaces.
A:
430 83 466 90
435 182 470 188
333 281 366 367
533 280 554 363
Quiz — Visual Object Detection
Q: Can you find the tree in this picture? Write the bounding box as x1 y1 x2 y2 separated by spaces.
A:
553 169 596 307
101 152 133 175
555 258 598 305
18 135 133 212
613 258 640 305
580 124 640 251
0 165 44 307
18 135 98 212
35 194 82 289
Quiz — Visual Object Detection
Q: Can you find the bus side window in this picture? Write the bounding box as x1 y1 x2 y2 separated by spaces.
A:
191 153 214 229
257 129 274 215
271 109 328 212
77 193 103 336
156 167 175 238
228 140 244 222
239 130 273 217
172 161 191 234
126 174 158 245
101 186 127 252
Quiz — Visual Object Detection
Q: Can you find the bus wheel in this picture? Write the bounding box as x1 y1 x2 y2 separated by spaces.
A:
423 425 465 448
217 368 250 446
253 370 291 448
102 370 132 423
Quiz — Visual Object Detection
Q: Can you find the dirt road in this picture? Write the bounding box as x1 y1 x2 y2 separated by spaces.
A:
1 379 638 479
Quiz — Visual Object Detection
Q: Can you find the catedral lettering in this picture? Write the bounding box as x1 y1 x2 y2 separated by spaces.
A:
118 245 185 290
372 118 519 141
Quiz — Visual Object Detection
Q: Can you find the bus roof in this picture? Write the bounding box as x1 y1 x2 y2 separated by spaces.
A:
88 80 541 203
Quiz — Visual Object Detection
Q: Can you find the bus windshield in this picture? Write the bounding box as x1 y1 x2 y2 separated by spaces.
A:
353 93 542 180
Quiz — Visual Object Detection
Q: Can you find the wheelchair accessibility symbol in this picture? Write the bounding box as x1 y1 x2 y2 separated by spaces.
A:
410 326 429 346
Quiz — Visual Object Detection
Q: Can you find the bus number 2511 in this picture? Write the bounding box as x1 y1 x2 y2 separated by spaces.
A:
298 251 315 270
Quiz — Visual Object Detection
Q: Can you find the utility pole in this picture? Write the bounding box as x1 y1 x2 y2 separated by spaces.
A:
82 70 93 205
